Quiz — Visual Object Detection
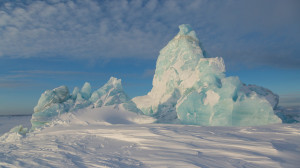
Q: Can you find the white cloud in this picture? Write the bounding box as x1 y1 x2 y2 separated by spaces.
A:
0 0 171 59
0 0 299 68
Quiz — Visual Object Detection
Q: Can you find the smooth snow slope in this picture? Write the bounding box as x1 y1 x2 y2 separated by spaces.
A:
1 108 299 168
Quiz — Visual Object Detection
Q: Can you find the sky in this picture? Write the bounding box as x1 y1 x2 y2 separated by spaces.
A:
0 0 299 115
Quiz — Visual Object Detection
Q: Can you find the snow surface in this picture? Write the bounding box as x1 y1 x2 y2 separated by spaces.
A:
1 110 299 168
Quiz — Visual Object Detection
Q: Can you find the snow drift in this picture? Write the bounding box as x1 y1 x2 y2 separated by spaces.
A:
1 121 299 168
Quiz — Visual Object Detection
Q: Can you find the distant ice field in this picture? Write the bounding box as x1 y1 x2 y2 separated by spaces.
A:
0 115 31 135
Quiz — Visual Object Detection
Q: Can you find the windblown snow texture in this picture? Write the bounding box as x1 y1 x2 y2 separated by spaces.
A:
1 121 299 168
133 24 281 126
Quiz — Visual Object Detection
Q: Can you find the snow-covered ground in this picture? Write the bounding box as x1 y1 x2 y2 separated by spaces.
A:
1 108 300 168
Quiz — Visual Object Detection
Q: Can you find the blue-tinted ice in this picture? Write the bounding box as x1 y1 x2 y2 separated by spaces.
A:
31 77 141 129
133 24 281 126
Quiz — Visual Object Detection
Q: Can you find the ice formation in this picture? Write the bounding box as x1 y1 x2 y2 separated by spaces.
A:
23 24 283 129
133 24 281 126
31 77 142 129
0 125 28 142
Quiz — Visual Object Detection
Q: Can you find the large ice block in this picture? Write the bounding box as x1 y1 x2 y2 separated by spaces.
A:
133 24 281 126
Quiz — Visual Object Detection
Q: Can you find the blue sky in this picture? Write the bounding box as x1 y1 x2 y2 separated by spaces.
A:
0 0 299 115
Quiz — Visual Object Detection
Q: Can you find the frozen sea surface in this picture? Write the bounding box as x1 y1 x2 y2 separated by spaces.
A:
0 108 299 168
0 115 31 135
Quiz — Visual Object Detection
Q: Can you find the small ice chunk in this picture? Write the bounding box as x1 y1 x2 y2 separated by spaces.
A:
71 87 79 99
34 86 69 113
81 82 92 99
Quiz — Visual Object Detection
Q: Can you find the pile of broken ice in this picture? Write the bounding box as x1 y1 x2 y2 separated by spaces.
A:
8 24 294 136
31 77 142 129
133 24 281 126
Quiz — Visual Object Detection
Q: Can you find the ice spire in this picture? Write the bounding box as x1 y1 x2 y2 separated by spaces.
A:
133 24 281 126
